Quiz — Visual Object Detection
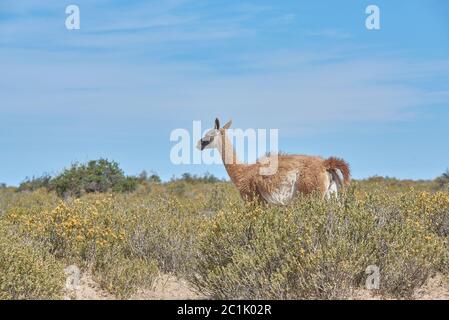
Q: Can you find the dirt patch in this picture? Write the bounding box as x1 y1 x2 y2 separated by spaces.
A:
132 274 205 300
63 272 205 300
413 273 449 300
64 271 449 300
64 272 114 300
352 273 449 300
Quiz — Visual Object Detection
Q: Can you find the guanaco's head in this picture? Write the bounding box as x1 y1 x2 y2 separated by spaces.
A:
197 118 232 151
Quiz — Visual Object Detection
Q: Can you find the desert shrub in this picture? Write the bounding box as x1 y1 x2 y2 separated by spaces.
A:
107 186 238 276
192 190 449 299
354 176 437 193
6 195 126 263
436 170 449 190
191 194 377 299
173 172 221 184
166 181 188 197
138 170 161 183
2 180 449 300
4 193 161 298
166 174 223 197
121 194 206 275
360 190 448 295
49 159 138 197
17 174 52 192
201 183 238 213
16 160 146 198
112 176 140 193
0 188 59 219
0 224 65 299
94 249 158 298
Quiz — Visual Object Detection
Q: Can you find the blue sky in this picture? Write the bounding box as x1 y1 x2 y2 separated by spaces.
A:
1 0 449 185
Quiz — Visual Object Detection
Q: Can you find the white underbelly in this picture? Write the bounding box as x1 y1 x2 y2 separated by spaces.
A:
259 171 298 205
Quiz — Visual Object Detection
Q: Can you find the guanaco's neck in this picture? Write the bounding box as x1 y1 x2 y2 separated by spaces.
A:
217 131 242 182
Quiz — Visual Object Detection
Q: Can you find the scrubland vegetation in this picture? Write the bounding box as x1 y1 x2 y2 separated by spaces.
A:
1 160 449 299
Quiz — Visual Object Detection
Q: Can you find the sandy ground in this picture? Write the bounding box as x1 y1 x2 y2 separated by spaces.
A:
63 272 114 300
352 273 449 300
64 270 449 300
132 274 205 300
63 272 203 300
413 273 449 300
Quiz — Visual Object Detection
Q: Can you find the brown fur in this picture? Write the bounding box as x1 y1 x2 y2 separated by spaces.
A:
323 157 351 186
218 129 351 203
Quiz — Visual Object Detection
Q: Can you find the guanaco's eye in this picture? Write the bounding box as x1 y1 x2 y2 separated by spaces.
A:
200 136 213 149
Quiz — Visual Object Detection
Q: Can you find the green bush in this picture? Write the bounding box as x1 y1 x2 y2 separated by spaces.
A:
18 174 52 192
17 159 141 197
50 159 138 197
173 172 221 184
436 170 449 190
138 170 161 183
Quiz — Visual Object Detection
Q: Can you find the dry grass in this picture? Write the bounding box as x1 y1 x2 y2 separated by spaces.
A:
1 179 449 299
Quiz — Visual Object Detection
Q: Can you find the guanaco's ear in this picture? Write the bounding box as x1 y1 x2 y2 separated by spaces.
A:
214 118 220 130
223 119 232 129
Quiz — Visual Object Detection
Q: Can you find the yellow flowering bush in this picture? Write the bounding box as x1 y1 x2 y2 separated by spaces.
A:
6 195 125 263
2 192 159 298
1 180 449 299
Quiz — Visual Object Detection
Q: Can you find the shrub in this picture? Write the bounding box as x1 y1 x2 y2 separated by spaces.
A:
174 172 221 184
1 181 449 300
94 249 158 298
16 160 141 197
191 195 377 299
122 195 206 275
138 170 161 183
6 195 127 264
436 170 449 190
191 190 449 299
18 174 52 192
112 176 140 193
4 193 162 299
355 176 436 193
0 224 65 299
50 159 138 197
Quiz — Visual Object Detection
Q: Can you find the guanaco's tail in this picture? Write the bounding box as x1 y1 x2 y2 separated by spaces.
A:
323 157 351 187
